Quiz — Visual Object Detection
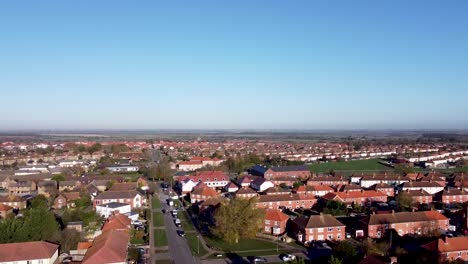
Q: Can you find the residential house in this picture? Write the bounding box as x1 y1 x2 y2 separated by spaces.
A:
434 188 468 204
176 171 229 189
0 203 13 219
257 193 316 210
263 186 290 196
96 202 131 218
322 190 388 206
237 175 254 187
224 182 239 193
236 187 258 199
59 180 80 191
264 165 311 180
0 195 27 209
190 184 219 204
109 182 138 191
263 209 289 235
82 230 129 264
402 190 433 204
0 241 59 264
366 210 449 238
93 190 144 209
106 165 140 173
53 192 81 209
293 185 334 197
37 180 58 197
290 214 345 243
371 183 395 197
177 161 204 171
401 181 444 195
8 180 36 195
101 213 131 232
359 174 409 188
179 178 197 193
423 236 468 262
250 178 275 192
307 176 348 186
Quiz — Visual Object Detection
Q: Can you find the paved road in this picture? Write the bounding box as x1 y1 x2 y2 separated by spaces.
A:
158 189 200 264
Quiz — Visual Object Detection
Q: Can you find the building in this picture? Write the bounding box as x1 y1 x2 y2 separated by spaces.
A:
93 190 144 209
307 176 348 186
8 180 36 195
179 178 198 193
263 209 289 235
0 203 13 219
82 230 129 264
366 211 449 238
264 165 311 180
371 183 395 197
53 192 81 209
250 178 275 192
257 193 316 210
322 190 388 206
96 202 131 218
423 236 468 263
236 187 258 199
401 181 444 195
290 214 345 243
358 174 409 188
294 185 334 197
434 188 468 204
37 180 58 197
402 190 433 204
0 195 27 209
190 184 219 204
224 182 239 193
106 165 140 173
176 171 229 189
0 241 59 264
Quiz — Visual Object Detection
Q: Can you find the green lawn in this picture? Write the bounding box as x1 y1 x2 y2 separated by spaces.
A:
154 229 168 247
309 158 392 173
204 236 278 252
185 233 209 256
153 212 164 227
180 212 195 231
152 197 162 209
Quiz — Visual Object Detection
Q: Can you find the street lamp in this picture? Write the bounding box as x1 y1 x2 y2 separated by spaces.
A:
197 234 200 255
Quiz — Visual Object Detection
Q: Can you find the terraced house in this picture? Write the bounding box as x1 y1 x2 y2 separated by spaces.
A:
291 214 346 243
256 193 316 210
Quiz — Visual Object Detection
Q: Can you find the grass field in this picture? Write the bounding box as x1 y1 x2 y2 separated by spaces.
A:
152 197 162 209
185 233 209 256
154 229 168 247
153 212 164 227
204 236 278 252
309 158 392 173
180 212 195 231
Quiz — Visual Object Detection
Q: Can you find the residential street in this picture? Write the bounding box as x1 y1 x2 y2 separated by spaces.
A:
157 189 200 264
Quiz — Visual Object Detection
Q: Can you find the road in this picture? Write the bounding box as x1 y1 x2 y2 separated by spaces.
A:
158 188 200 264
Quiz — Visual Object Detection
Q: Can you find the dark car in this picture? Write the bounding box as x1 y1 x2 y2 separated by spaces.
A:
177 230 185 237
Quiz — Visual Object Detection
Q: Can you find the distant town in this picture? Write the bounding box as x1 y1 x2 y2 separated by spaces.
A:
0 132 467 264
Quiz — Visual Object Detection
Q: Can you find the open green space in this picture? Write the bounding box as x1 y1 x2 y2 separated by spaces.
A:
204 236 278 252
309 158 392 173
154 229 168 247
153 212 164 227
185 233 209 256
152 197 162 209
180 212 195 231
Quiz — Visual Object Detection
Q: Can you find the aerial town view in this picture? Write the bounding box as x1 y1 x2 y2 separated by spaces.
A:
1 1 467 264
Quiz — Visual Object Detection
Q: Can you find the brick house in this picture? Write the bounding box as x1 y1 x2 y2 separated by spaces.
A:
359 174 409 188
423 236 468 262
401 181 444 195
0 204 13 219
176 171 229 189
402 189 433 204
250 178 275 192
37 180 58 197
322 190 387 206
307 176 348 186
257 193 316 210
54 192 81 209
8 180 36 195
190 184 219 204
290 214 345 243
294 185 334 197
263 209 289 235
371 183 395 197
0 195 27 209
264 165 311 180
366 211 449 238
434 188 468 204
236 187 258 199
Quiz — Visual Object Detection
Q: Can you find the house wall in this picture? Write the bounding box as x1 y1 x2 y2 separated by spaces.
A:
439 250 468 262
263 219 288 235
257 199 316 210
368 219 449 238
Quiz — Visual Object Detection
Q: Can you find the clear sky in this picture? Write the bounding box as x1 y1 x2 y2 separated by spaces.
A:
1 1 467 130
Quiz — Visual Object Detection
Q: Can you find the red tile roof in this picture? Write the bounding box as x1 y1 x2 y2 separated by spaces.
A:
82 230 130 264
423 236 468 253
0 203 13 212
265 209 289 222
102 213 131 232
0 241 59 262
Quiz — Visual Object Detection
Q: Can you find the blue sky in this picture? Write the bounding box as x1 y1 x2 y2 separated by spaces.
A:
1 1 467 130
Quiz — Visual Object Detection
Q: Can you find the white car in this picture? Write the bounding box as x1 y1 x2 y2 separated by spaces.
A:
280 254 296 261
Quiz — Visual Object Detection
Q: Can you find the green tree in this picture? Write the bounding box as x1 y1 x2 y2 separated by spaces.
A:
212 197 265 244
51 229 82 253
155 161 173 183
87 143 102 156
328 256 343 264
30 194 49 209
51 174 66 182
323 200 348 216
333 241 358 262
396 191 412 211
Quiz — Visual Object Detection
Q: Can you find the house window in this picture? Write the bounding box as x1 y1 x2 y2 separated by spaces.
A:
39 260 44 264
265 220 270 224
458 252 462 257
337 234 342 239
328 234 333 240
328 227 333 232
318 228 324 233
214 178 217 181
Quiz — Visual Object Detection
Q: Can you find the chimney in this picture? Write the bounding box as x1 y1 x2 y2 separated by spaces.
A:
442 235 448 244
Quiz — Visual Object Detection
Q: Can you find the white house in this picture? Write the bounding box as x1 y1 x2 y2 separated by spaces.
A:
401 181 444 195
106 165 140 173
180 178 197 193
0 241 59 264
96 202 131 218
251 178 275 192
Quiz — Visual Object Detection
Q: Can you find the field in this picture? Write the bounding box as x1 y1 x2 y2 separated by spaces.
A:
185 233 209 256
154 229 168 247
309 158 392 174
153 212 164 227
204 236 278 252
152 197 162 209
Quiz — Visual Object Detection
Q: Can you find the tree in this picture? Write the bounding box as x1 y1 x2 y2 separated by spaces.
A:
396 191 412 211
87 143 102 156
50 229 82 253
328 256 343 264
155 161 173 183
333 241 358 262
30 194 49 209
212 197 265 244
323 200 348 216
362 238 389 256
51 174 66 182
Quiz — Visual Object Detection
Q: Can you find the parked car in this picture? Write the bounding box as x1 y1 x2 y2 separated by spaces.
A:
279 254 296 261
174 218 181 227
177 230 185 237
247 256 267 263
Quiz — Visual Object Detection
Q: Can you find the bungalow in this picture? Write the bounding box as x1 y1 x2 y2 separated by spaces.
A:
366 210 449 238
290 214 345 243
0 241 59 264
264 165 311 180
423 236 468 262
263 209 289 235
93 190 144 209
101 213 132 232
250 178 275 192
257 193 316 210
